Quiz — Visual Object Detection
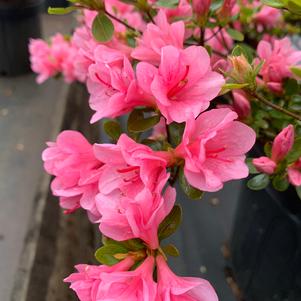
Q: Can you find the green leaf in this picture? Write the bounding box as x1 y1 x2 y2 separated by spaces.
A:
158 205 182 241
272 174 290 191
246 158 259 174
141 139 163 151
179 167 204 200
261 0 285 8
220 83 249 95
264 142 272 157
291 66 301 78
95 244 129 266
102 236 145 251
296 186 301 200
226 28 244 41
128 109 160 133
92 13 114 42
283 78 299 96
162 244 180 257
48 6 76 15
288 0 301 15
156 0 179 8
167 122 185 147
103 119 122 141
247 174 270 190
231 44 254 63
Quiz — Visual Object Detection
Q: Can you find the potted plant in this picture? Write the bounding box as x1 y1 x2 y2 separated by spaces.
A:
28 0 301 300
0 0 42 76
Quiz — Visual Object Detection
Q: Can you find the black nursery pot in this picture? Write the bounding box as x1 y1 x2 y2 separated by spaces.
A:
44 0 69 9
230 179 301 301
0 0 43 76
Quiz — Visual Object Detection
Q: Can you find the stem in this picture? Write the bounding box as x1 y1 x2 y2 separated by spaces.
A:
146 10 155 24
105 10 141 34
199 27 205 46
249 91 301 121
169 166 180 187
204 27 222 43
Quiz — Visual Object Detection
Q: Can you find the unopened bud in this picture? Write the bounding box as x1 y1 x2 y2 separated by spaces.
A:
192 0 211 21
217 0 236 22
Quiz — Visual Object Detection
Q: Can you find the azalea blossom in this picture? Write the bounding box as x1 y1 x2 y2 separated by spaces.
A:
95 256 157 300
87 45 152 122
94 134 175 248
136 45 225 124
131 10 185 65
288 158 301 186
175 108 256 192
42 131 103 221
156 255 219 301
64 257 135 301
257 38 301 93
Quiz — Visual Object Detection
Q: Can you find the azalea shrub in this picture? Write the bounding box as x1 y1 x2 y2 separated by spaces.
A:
30 0 301 300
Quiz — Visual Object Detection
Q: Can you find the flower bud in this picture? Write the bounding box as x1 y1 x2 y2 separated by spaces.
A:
192 0 211 18
217 0 236 22
271 124 294 162
228 55 254 85
232 90 251 119
253 157 276 175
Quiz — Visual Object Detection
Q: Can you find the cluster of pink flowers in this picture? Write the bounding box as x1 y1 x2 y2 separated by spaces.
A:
253 125 301 186
32 0 301 300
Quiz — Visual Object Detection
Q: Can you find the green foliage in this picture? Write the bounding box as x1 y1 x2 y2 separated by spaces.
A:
128 108 160 133
162 244 180 257
227 28 244 41
220 83 249 95
158 205 182 241
48 6 76 14
247 174 270 190
296 186 301 200
103 119 122 142
156 0 179 8
167 122 185 147
92 13 114 42
95 244 129 266
179 167 204 200
286 137 301 163
246 158 260 174
291 67 301 78
272 174 290 191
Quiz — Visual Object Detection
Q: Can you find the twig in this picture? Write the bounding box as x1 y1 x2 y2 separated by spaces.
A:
105 10 142 34
249 91 301 121
204 27 222 43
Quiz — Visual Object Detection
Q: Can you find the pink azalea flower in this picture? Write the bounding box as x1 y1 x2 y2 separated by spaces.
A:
94 134 175 248
175 108 256 192
257 38 301 93
87 45 151 122
64 257 135 301
288 158 301 186
156 255 219 301
95 256 157 300
253 157 277 175
136 45 225 124
29 38 59 83
254 5 282 30
150 0 192 20
42 131 103 221
271 124 295 162
131 10 185 65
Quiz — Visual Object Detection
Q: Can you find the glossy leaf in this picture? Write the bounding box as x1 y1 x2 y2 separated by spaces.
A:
162 244 180 257
296 186 301 200
158 205 182 241
103 119 122 141
272 174 290 191
156 0 179 8
247 174 270 190
92 13 114 42
246 158 259 174
227 28 244 41
128 109 160 133
95 244 128 266
48 6 76 14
